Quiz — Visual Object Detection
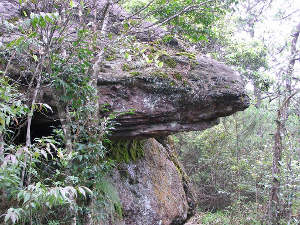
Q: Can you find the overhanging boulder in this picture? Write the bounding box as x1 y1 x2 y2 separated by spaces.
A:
96 54 249 139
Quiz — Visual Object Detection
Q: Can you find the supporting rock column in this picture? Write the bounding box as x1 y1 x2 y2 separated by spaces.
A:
107 138 197 225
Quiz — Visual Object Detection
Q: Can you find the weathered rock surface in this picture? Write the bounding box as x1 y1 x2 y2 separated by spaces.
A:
35 53 249 139
26 49 250 140
97 54 249 139
108 137 196 225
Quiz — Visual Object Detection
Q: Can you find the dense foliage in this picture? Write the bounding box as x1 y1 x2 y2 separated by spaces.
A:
0 1 119 223
123 0 239 41
175 0 300 224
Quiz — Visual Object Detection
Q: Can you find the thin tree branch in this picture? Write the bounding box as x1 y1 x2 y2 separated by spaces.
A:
145 0 215 30
127 0 156 19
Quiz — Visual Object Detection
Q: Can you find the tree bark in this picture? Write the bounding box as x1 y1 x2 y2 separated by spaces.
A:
286 22 300 96
266 90 300 224
21 60 44 186
265 21 300 224
266 109 283 224
56 99 73 155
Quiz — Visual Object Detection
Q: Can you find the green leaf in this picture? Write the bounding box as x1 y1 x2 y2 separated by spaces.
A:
124 23 129 31
0 116 5 127
124 52 129 59
23 193 30 204
38 17 46 27
30 202 36 209
41 149 47 159
83 186 93 195
70 0 75 8
32 54 38 62
5 208 17 223
44 14 53 23
42 103 53 112
40 12 46 18
31 19 37 29
22 10 27 17
17 191 24 200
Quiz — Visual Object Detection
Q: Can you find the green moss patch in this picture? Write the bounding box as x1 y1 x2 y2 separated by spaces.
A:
159 54 177 68
190 61 199 70
106 54 116 61
130 71 140 76
8 16 19 24
174 73 183 81
175 52 196 60
122 63 131 71
153 71 168 78
107 140 145 163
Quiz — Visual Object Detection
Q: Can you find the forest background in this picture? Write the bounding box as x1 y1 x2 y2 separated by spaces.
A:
176 0 300 224
0 0 300 224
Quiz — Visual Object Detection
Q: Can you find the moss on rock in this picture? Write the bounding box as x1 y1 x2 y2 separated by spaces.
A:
152 71 168 78
122 63 131 71
130 71 140 76
7 16 19 24
107 140 145 163
174 73 183 81
159 54 177 68
175 52 196 60
106 54 116 61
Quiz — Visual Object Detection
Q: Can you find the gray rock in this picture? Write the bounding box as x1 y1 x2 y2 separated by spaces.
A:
31 50 249 140
96 54 249 139
0 1 20 21
108 138 196 225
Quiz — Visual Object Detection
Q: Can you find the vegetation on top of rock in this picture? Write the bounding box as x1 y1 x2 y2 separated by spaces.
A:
159 54 177 68
175 52 196 60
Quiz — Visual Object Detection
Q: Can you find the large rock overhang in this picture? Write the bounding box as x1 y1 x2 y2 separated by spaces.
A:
94 55 249 139
31 50 250 140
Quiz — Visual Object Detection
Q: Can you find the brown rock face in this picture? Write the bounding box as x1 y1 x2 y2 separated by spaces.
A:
98 55 249 140
108 138 196 225
35 53 249 140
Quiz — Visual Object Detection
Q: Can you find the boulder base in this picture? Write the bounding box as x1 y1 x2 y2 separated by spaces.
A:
108 138 196 225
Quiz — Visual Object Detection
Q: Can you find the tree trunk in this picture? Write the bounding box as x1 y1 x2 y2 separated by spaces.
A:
265 90 299 224
266 109 282 224
265 21 300 224
56 99 73 155
21 61 43 186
